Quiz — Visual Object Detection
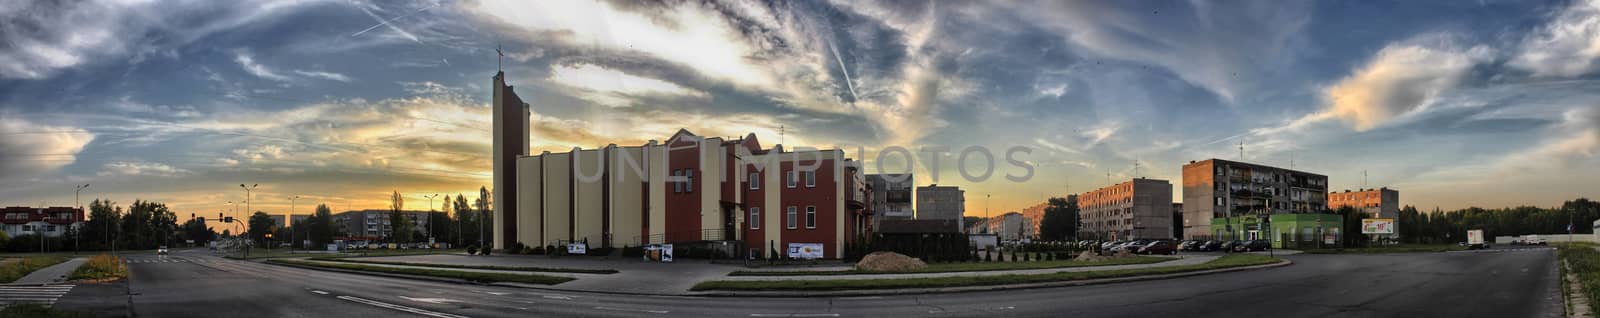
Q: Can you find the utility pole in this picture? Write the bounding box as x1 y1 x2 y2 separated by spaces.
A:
1239 140 1245 161
289 195 299 254
75 184 88 254
424 193 440 247
240 184 256 258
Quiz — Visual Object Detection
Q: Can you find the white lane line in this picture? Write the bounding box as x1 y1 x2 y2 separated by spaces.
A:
594 306 669 314
311 290 329 295
749 315 839 317
336 295 469 318
994 306 1015 310
838 296 882 300
541 295 574 300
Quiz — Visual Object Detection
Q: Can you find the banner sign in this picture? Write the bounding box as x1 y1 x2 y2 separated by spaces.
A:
645 244 673 262
567 242 587 255
788 243 824 259
1362 218 1396 234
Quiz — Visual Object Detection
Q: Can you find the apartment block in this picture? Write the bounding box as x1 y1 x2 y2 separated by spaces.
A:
868 174 914 228
1330 187 1400 219
0 207 83 238
331 210 434 240
1181 159 1329 240
915 184 964 225
1079 178 1174 240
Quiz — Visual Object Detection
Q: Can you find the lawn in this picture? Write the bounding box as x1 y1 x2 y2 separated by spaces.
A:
0 304 91 318
266 259 574 285
1300 244 1464 254
1557 242 1600 317
0 255 70 283
692 254 1280 291
309 257 618 274
729 256 1174 276
68 254 127 281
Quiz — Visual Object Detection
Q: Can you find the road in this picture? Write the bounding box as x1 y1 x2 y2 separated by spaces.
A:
57 247 1562 317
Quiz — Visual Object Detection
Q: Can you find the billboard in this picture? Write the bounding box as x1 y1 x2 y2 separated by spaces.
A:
567 242 587 255
645 244 673 262
1362 219 1395 234
788 243 825 259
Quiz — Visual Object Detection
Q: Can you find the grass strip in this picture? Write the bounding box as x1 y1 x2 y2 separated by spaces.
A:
1557 242 1600 317
68 254 127 281
1301 244 1465 254
730 256 1173 276
267 259 574 285
692 254 1279 291
0 255 70 283
309 257 618 274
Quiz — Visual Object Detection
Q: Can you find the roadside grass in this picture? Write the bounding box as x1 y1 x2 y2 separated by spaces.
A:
691 254 1280 291
308 257 618 274
1556 242 1600 317
68 254 127 281
729 256 1174 276
0 304 91 318
0 255 70 283
1301 244 1464 254
266 259 574 285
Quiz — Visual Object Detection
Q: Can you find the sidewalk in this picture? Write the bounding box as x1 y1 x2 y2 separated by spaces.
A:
717 255 1217 281
302 254 746 295
7 257 86 285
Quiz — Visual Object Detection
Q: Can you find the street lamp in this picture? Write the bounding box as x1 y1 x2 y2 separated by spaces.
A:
424 193 439 248
289 195 300 254
239 184 257 257
75 184 88 254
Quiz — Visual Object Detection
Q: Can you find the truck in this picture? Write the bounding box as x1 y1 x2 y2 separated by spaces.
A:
1465 229 1490 250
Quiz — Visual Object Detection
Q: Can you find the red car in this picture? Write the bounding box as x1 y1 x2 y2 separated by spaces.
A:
1136 241 1177 255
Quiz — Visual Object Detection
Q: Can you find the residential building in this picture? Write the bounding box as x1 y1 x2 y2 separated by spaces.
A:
0 207 84 238
1181 159 1334 243
1016 194 1075 238
916 184 964 228
987 212 1032 241
331 210 434 240
1078 178 1174 240
267 214 287 229
1329 187 1400 219
502 127 872 259
290 214 310 227
1172 202 1184 239
867 174 914 229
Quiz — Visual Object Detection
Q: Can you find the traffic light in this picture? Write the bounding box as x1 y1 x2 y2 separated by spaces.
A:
265 233 273 239
224 216 234 223
197 217 206 223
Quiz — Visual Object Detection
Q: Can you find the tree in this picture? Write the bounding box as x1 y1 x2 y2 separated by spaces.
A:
454 193 472 246
82 199 121 251
180 218 216 246
1038 197 1079 241
248 211 274 246
308 204 336 247
389 191 413 243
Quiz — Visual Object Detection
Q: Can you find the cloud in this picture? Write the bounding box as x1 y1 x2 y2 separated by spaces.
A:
549 63 706 100
98 161 192 177
292 70 353 82
1322 40 1493 131
1496 107 1600 170
235 51 289 81
0 117 96 176
1511 0 1600 77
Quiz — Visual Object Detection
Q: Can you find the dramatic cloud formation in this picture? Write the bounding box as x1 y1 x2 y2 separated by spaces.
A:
1323 41 1493 131
0 117 94 177
1512 0 1600 77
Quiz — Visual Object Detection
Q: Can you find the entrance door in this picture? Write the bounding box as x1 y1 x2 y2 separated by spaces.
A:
722 205 737 241
1247 230 1261 240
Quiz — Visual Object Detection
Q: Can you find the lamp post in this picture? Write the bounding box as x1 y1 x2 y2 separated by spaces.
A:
289 195 300 254
424 194 439 248
239 184 256 257
75 184 88 254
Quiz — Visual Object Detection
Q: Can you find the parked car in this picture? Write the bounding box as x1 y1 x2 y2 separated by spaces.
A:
1178 240 1201 251
1525 235 1548 245
1219 240 1244 252
1100 241 1123 251
1233 240 1271 252
1137 241 1178 255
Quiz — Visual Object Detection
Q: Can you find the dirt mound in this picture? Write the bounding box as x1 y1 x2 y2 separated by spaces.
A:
1074 250 1137 262
855 252 928 272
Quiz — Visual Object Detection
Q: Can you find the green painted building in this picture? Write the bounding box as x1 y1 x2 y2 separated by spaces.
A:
1211 213 1344 248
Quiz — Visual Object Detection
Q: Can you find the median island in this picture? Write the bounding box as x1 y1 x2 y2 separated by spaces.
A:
307 257 619 274
692 254 1281 291
730 256 1174 276
265 259 574 285
1300 244 1465 254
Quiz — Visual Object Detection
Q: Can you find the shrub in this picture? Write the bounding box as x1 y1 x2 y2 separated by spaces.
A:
522 246 536 254
68 254 126 281
466 246 478 255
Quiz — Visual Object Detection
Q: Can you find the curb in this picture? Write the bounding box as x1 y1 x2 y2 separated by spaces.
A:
259 259 705 297
689 259 1294 297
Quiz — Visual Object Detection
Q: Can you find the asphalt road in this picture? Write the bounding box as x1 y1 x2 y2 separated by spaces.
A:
56 246 1562 318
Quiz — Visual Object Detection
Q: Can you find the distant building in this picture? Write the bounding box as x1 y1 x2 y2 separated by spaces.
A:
290 214 310 227
1079 178 1174 240
1329 187 1400 219
267 214 287 229
1181 158 1335 243
916 184 965 228
1017 194 1077 238
1172 202 1184 239
331 210 434 240
868 174 915 228
987 212 1032 241
0 207 84 238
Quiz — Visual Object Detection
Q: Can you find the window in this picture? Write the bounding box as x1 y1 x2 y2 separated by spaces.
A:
786 206 797 229
749 172 760 190
673 170 683 193
750 208 760 229
787 170 797 188
805 206 817 229
804 171 816 187
686 169 694 192
1216 197 1224 206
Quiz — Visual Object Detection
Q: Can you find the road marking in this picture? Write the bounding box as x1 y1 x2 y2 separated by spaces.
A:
484 291 510 296
336 296 469 318
399 296 462 304
838 296 882 300
311 290 329 295
541 295 574 300
594 306 670 314
749 314 839 317
994 306 1015 310
0 285 74 305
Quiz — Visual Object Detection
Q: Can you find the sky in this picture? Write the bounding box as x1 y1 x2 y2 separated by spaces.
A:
2 0 1598 221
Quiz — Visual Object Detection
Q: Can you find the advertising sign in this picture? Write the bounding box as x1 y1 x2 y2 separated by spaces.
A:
645 244 674 262
1362 219 1395 234
788 243 825 260
567 242 588 255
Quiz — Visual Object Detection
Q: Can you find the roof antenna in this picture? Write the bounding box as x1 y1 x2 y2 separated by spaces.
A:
779 125 785 145
1238 140 1245 162
1134 156 1141 178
